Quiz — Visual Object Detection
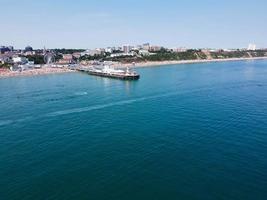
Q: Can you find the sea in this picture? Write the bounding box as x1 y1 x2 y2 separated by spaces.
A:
0 60 267 200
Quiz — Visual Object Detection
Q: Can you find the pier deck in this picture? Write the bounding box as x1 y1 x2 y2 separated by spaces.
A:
76 68 140 80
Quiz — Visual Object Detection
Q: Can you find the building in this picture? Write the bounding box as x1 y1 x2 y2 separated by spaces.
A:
110 52 135 58
223 49 236 52
63 54 73 60
24 51 36 56
81 49 103 56
105 47 114 54
0 46 11 54
123 45 134 53
10 56 34 71
172 47 187 52
123 46 129 53
12 56 29 64
149 46 162 52
18 61 35 71
247 44 256 51
72 52 81 59
0 55 11 64
143 43 150 50
57 54 74 65
25 46 33 52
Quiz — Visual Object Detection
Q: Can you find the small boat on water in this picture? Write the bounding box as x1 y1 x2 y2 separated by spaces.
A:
78 65 140 80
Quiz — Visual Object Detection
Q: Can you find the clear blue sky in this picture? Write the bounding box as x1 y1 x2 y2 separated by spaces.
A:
1 0 266 49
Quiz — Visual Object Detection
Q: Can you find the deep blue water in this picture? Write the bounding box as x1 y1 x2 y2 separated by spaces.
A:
0 60 267 200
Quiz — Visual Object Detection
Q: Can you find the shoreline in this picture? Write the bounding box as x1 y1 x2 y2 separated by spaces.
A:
0 67 73 79
121 56 267 68
1 57 267 78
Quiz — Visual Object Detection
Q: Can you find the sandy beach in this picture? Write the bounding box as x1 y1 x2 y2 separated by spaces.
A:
0 67 73 78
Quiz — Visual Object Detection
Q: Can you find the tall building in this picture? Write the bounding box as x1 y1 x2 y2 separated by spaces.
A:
123 45 133 53
143 43 150 50
247 44 256 51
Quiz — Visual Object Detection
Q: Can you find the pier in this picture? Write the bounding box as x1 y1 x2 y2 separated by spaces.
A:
76 66 140 80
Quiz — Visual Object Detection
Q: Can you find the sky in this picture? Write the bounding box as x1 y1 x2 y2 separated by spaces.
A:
1 0 267 49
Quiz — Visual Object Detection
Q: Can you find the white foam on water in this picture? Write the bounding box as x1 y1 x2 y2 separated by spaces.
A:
74 92 88 96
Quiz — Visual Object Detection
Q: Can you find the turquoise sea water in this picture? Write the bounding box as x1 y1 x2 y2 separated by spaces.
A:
0 60 267 200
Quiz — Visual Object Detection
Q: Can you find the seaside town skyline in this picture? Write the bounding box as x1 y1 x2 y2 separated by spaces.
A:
1 40 266 78
0 42 263 66
0 42 263 52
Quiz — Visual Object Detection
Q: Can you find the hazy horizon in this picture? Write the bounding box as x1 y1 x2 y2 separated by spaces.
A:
1 0 267 49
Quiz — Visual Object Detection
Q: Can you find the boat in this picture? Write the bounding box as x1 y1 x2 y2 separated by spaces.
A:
78 65 140 80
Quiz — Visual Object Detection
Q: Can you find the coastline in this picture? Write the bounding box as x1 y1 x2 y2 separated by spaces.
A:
122 56 267 68
1 57 267 78
0 67 73 79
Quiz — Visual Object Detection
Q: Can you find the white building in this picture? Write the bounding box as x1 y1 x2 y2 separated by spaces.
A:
105 47 113 53
81 49 102 56
223 49 236 52
172 47 187 52
18 62 35 71
24 51 36 56
12 56 29 64
247 44 256 51
110 52 135 58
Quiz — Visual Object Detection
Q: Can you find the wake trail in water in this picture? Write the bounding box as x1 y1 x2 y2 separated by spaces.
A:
0 92 178 126
45 91 179 117
1 81 264 126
